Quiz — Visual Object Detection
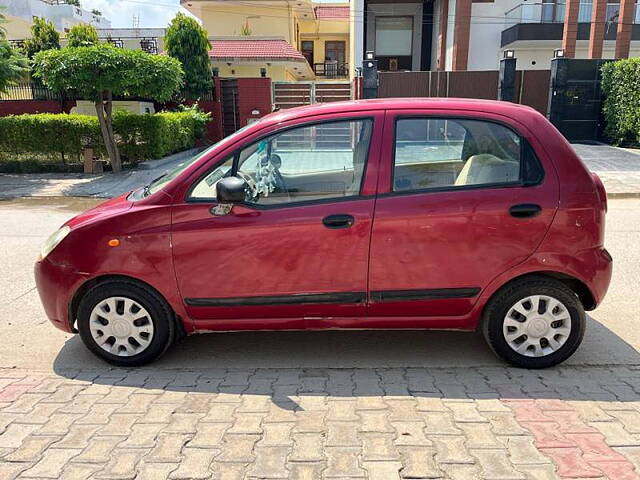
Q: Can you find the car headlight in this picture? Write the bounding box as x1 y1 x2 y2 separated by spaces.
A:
40 226 71 260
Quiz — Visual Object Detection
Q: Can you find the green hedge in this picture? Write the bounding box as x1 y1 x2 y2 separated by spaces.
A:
0 109 210 171
601 58 640 145
113 109 209 161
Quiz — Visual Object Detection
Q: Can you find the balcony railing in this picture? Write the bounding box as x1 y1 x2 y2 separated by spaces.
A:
313 62 349 79
505 2 640 27
8 40 26 49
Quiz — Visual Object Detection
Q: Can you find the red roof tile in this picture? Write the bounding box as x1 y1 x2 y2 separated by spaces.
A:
209 39 306 62
314 6 349 19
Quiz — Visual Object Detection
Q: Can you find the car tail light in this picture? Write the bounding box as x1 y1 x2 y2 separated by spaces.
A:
591 173 607 213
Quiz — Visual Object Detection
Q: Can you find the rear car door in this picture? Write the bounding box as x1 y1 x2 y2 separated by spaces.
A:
368 110 559 322
171 113 384 328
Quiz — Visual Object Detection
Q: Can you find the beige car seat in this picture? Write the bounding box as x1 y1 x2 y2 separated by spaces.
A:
455 154 519 186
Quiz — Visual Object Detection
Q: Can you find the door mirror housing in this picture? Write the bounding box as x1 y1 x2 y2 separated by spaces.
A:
217 176 247 203
211 176 246 216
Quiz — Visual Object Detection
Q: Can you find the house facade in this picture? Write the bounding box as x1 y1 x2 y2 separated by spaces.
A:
0 0 111 35
351 0 640 73
181 0 350 81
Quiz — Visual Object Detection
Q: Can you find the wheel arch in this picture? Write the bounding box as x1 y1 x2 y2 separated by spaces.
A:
69 274 187 339
483 271 596 314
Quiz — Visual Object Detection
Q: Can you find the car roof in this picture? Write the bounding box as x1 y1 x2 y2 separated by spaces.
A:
261 98 542 127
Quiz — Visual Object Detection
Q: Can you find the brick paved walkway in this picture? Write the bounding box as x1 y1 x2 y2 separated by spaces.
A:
1 366 640 479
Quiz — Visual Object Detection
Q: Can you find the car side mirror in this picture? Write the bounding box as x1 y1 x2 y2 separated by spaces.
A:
211 176 246 216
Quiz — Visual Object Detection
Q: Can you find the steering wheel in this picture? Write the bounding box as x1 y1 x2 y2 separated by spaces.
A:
236 171 258 202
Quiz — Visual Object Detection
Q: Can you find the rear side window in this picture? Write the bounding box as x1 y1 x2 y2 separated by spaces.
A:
393 118 540 192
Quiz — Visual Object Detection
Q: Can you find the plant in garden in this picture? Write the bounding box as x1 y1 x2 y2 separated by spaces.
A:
24 17 60 59
33 45 184 172
240 19 252 36
165 13 213 100
0 40 29 93
66 23 99 47
601 58 640 145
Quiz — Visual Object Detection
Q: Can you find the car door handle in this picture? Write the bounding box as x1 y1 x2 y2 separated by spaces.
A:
509 203 542 218
322 214 355 229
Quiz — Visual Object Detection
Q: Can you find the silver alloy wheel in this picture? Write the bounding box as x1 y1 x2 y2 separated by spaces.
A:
503 295 571 358
89 296 154 357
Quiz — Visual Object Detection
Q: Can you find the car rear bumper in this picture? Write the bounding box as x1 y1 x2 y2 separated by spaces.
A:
34 258 86 333
588 247 613 308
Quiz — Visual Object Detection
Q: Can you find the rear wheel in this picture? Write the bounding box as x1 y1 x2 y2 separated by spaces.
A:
77 280 175 366
482 276 585 368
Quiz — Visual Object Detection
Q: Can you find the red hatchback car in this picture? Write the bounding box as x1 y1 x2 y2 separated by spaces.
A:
35 98 612 368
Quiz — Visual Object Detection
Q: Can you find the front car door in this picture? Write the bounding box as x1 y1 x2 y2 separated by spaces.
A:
171 112 384 330
368 110 559 326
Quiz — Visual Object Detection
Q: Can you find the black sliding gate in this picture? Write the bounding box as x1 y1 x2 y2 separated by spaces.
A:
547 58 612 142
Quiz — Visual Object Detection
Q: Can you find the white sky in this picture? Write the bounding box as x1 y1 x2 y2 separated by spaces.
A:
79 0 340 29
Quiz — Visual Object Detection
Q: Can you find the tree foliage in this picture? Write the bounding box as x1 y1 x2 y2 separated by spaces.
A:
33 45 184 172
0 40 29 93
66 23 99 47
24 17 60 59
165 13 213 100
601 58 640 145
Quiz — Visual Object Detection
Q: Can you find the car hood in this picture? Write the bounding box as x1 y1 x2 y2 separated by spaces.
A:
64 193 134 230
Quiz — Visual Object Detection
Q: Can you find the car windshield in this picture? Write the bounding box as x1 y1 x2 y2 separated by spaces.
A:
143 122 259 197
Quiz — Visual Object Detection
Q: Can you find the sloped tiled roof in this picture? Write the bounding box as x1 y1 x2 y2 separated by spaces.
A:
314 6 350 19
209 39 306 62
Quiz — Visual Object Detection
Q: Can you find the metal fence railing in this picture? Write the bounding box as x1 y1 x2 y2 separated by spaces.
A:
0 83 63 101
0 82 216 103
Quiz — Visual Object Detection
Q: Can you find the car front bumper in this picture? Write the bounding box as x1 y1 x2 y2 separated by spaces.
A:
34 258 87 333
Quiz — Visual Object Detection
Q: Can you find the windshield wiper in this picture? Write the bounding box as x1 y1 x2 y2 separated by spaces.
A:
142 173 168 197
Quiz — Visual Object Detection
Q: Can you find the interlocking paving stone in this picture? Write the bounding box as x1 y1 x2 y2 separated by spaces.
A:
397 445 443 478
72 436 125 464
0 367 637 478
246 446 290 478
3 435 60 463
472 449 527 479
21 448 82 478
0 423 39 448
93 448 148 479
169 447 218 479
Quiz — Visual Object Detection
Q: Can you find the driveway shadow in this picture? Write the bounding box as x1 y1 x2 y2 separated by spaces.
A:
52 314 640 408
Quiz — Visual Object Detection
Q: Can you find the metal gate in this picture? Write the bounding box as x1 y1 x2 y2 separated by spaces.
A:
220 79 240 137
272 82 351 110
547 58 612 142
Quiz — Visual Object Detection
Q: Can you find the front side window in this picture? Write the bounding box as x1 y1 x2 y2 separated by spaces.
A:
189 118 373 205
393 118 525 192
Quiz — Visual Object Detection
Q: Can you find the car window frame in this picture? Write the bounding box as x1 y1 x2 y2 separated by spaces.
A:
185 116 376 209
389 115 544 196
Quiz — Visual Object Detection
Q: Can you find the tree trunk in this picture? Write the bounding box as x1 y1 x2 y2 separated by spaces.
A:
94 90 122 173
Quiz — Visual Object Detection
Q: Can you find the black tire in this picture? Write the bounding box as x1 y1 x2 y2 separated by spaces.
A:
77 280 175 366
482 275 586 369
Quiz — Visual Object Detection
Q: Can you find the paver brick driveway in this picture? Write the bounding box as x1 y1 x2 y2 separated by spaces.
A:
1 366 640 479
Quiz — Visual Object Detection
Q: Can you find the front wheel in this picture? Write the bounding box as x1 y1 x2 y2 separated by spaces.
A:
482 276 586 369
77 280 175 366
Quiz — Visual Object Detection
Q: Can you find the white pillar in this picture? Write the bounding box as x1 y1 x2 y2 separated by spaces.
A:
350 0 365 78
